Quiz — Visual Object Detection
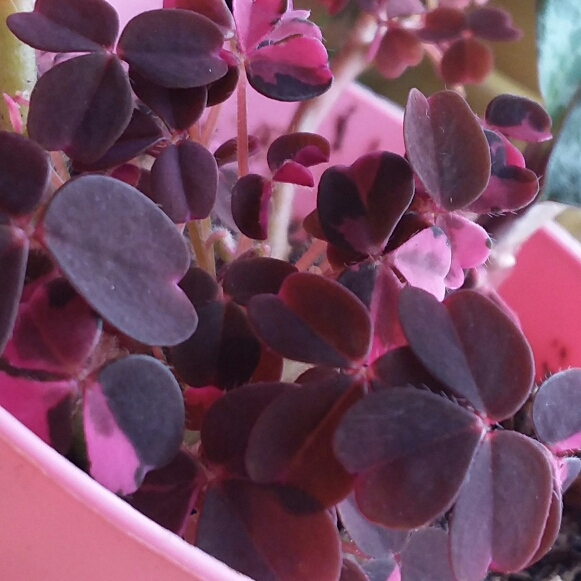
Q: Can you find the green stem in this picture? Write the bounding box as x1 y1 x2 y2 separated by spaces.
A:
0 1 36 132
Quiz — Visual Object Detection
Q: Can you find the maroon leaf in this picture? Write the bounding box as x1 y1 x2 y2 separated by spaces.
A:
231 173 272 240
373 28 424 79
83 355 185 495
195 480 342 581
130 68 208 132
117 9 228 88
337 493 411 558
245 375 363 507
416 7 467 42
171 300 261 389
317 151 414 255
206 50 241 106
72 109 165 172
223 257 298 305
400 528 456 581
398 287 534 421
247 272 372 368
246 36 333 102
532 368 581 452
183 385 223 430
467 7 521 42
0 372 75 453
485 94 552 143
268 132 330 186
334 388 484 528
3 278 101 376
201 382 296 475
0 132 49 216
214 135 260 167
340 559 369 581
7 0 119 53
449 432 554 580
150 141 218 222
404 89 490 210
27 53 133 164
126 449 203 536
440 37 493 85
0 225 29 356
164 0 235 36
43 175 197 346
179 265 220 307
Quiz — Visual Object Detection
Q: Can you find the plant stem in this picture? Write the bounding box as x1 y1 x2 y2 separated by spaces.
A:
237 62 250 178
187 219 216 277
0 1 36 131
201 102 223 147
268 11 378 259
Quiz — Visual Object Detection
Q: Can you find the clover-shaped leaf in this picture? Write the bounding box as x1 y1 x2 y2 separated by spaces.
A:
43 175 197 346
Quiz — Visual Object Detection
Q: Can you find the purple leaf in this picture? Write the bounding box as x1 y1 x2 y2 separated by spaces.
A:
231 173 272 240
164 0 235 36
449 432 554 580
485 94 552 142
7 0 119 52
340 559 370 581
532 368 581 452
373 28 424 79
171 300 261 389
560 456 581 492
467 7 522 42
247 272 372 368
400 529 456 581
201 382 295 475
440 37 493 85
317 152 414 256
467 129 539 213
150 141 218 222
27 53 133 164
0 372 75 453
3 278 101 377
83 355 185 495
0 132 50 216
268 132 330 186
72 108 165 172
206 50 241 106
126 449 203 536
436 214 491 289
233 0 287 55
130 68 208 132
416 7 467 42
389 226 451 300
214 135 260 167
179 265 220 307
245 375 363 507
398 287 534 421
222 257 298 306
43 175 197 346
363 558 399 581
334 388 484 528
246 36 333 102
117 9 228 88
196 480 342 581
337 493 411 558
0 225 29 356
404 89 490 210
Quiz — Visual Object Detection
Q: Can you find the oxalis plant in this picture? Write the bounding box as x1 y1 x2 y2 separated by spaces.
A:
1 0 581 580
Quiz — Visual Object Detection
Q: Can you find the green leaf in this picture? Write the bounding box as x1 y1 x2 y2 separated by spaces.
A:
537 0 581 125
542 98 581 205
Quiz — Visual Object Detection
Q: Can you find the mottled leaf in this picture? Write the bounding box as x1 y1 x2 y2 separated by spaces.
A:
317 151 414 255
84 355 185 495
404 89 490 210
43 175 197 346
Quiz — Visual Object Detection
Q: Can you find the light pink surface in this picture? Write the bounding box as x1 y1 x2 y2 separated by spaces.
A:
498 221 581 381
